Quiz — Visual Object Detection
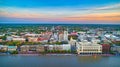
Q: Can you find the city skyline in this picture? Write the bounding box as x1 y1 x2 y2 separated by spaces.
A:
0 0 120 24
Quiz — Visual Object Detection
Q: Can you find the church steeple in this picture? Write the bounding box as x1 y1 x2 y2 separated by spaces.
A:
70 37 73 41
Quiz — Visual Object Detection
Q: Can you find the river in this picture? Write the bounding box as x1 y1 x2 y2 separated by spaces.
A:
0 55 120 67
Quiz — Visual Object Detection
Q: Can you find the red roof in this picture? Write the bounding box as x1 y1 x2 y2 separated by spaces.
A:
37 37 48 41
69 32 78 35
101 44 110 47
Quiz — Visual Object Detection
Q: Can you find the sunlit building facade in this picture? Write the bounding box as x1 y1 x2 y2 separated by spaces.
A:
76 41 102 54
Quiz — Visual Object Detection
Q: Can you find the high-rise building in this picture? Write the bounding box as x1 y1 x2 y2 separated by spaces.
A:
63 31 68 41
58 32 64 42
58 30 68 42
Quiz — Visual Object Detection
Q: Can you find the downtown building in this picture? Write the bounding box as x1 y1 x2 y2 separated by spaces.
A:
44 44 71 51
76 40 102 54
58 31 68 42
20 45 45 53
0 45 17 52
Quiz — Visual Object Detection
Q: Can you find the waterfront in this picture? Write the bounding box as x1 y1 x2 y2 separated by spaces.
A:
0 55 120 67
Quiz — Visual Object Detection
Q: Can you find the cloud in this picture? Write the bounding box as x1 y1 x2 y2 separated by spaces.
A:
96 3 120 10
0 3 120 22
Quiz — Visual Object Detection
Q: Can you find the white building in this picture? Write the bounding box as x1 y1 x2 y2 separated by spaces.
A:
76 41 102 54
91 39 100 44
59 31 68 42
48 45 54 50
50 33 59 42
62 44 71 50
25 33 41 37
8 46 17 51
46 44 71 51
0 34 5 37
0 45 3 49
13 38 26 42
63 31 68 41
6 36 13 41
111 46 120 54
77 31 86 34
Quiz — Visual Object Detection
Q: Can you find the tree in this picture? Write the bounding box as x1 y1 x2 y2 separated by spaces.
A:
10 51 18 54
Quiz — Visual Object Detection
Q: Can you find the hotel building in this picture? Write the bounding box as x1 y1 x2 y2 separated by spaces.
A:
76 40 102 54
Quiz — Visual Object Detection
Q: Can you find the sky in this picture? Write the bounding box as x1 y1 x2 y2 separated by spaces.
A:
0 0 120 24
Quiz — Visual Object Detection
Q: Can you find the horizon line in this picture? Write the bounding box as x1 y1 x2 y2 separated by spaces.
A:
0 23 120 25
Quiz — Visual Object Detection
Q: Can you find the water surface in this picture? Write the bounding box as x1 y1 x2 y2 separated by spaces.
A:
0 55 120 67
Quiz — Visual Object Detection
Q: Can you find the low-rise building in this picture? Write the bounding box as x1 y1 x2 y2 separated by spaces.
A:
91 39 100 44
45 44 71 51
102 44 110 54
20 45 45 52
111 46 120 54
62 44 71 50
0 34 5 37
20 45 29 52
28 37 38 42
0 45 8 52
12 38 26 42
47 45 54 50
6 36 13 41
53 45 63 50
36 45 45 52
25 33 41 37
0 45 3 50
8 46 17 51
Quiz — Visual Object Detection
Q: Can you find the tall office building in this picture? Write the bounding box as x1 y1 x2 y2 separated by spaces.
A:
63 31 68 41
58 30 68 42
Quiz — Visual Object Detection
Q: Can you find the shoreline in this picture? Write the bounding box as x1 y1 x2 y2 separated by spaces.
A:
0 53 115 56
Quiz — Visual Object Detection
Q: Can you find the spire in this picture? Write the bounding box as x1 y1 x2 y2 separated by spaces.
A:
70 37 73 41
67 27 68 31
